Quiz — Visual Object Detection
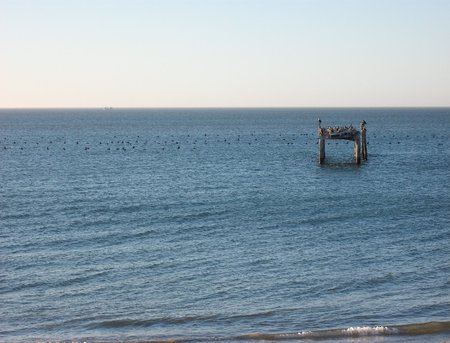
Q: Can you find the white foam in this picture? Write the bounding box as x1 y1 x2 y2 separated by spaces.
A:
344 325 398 335
297 330 312 335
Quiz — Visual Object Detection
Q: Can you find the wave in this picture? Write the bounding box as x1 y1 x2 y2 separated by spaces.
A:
238 321 450 340
88 311 279 329
81 320 450 342
87 315 221 329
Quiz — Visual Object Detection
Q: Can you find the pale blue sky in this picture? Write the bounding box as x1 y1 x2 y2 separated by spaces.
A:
1 0 449 107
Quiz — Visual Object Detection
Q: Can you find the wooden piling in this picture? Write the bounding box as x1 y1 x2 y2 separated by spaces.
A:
354 134 361 164
360 121 367 160
319 138 325 164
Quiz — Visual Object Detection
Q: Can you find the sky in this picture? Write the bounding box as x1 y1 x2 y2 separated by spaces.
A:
0 0 449 108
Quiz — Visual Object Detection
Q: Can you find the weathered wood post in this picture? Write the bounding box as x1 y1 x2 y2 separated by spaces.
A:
354 134 361 164
318 119 325 164
360 120 367 160
319 137 325 164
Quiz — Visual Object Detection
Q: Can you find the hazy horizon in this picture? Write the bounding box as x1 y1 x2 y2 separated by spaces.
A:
1 0 449 108
1 105 450 110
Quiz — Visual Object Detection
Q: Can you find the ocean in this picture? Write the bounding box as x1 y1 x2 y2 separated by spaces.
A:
0 108 449 343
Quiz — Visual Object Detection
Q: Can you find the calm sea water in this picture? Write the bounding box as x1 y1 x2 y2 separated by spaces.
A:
1 108 449 343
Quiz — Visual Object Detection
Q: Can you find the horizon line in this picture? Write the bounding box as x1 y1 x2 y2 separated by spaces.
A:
1 106 450 110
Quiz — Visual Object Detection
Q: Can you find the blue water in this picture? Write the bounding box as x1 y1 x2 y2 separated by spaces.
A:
1 108 449 343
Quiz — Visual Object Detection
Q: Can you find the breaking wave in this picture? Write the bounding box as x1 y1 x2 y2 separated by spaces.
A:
75 320 450 342
236 321 450 341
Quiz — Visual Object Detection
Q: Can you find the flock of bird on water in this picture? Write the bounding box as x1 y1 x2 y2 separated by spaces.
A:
0 131 428 153
2 133 308 152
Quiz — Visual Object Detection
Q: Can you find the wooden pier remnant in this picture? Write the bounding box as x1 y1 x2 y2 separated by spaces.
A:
318 119 367 164
360 120 367 161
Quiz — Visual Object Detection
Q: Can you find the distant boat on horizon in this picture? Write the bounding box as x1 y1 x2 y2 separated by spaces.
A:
103 106 113 110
